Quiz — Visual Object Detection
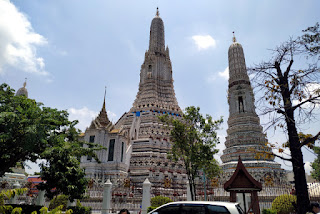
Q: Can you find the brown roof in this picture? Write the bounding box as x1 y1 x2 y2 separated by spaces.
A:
224 156 262 192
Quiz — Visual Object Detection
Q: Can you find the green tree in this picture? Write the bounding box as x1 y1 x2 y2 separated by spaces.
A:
301 22 320 57
249 23 320 214
311 145 320 181
147 196 173 212
0 83 104 201
150 196 173 208
49 195 68 211
38 125 100 201
0 83 69 176
160 106 222 201
271 194 296 214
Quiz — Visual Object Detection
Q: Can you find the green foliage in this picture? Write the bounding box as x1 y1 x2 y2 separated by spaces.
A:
0 192 4 206
37 120 104 201
311 146 320 181
0 83 105 200
147 196 173 213
67 206 91 214
39 207 49 214
0 205 13 214
150 196 173 207
262 209 277 214
37 125 103 200
272 194 296 214
159 106 222 200
39 205 73 214
11 207 22 214
76 199 82 207
66 199 92 214
147 207 157 213
301 22 320 56
0 203 44 214
49 195 68 211
1 188 28 200
65 210 73 214
0 83 70 176
38 137 90 201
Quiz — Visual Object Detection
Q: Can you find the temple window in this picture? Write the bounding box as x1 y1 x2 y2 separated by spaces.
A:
89 135 95 143
108 139 115 161
121 142 125 162
238 96 244 113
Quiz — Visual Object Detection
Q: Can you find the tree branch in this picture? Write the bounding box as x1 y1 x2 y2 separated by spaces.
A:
292 94 320 110
271 152 292 162
300 131 320 148
275 108 285 114
284 60 294 79
275 61 283 79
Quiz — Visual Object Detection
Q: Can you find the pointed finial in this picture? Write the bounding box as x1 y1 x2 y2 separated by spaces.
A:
23 78 27 88
156 7 159 17
102 86 106 110
232 31 237 43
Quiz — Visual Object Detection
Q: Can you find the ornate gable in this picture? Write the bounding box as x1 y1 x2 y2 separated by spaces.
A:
224 157 262 191
87 97 114 131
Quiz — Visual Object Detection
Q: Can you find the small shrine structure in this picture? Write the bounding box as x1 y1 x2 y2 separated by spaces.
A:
224 157 262 214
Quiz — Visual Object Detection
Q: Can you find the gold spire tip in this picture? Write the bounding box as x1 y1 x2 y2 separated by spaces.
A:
156 7 159 16
232 31 237 43
23 78 27 88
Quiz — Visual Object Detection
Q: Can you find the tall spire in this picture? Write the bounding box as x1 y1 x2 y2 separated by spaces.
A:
148 7 165 53
87 87 113 130
228 34 249 84
220 36 283 182
94 86 111 128
130 9 180 114
102 86 106 111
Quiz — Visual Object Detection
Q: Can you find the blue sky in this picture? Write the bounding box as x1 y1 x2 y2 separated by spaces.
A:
1 0 319 174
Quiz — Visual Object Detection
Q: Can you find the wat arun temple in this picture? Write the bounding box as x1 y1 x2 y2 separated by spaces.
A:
80 9 287 201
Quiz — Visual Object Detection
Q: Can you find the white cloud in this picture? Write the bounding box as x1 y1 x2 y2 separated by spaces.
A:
68 107 117 132
218 67 229 80
292 83 320 108
305 161 312 175
207 67 229 83
107 110 117 122
68 107 98 132
192 35 216 50
0 0 48 75
307 83 320 96
24 159 46 175
207 74 217 82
